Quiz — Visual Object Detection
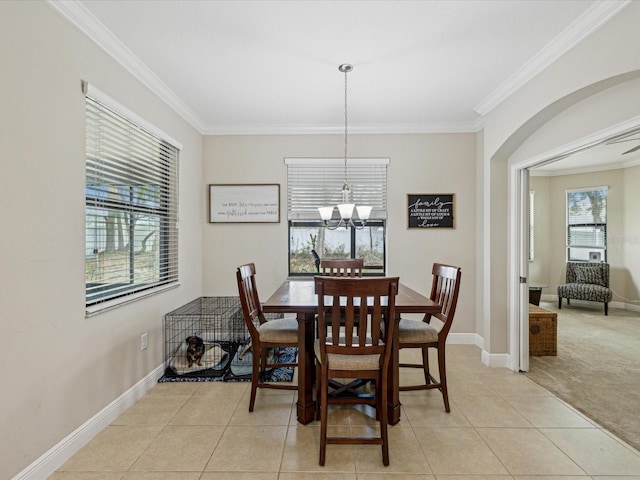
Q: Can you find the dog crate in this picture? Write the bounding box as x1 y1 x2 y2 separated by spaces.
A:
164 296 248 378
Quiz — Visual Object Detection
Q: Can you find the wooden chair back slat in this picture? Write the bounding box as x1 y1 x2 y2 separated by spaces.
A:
320 258 364 277
429 263 461 335
236 263 266 339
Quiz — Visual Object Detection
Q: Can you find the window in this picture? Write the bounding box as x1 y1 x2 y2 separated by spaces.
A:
566 186 607 262
529 191 534 261
84 82 180 312
285 158 388 275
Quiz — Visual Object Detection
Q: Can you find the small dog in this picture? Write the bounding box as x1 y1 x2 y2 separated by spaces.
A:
185 335 205 367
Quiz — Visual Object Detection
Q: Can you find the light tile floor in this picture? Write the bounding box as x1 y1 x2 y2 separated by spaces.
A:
51 345 640 479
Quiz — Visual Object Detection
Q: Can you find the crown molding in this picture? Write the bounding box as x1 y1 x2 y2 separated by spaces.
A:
47 0 207 133
474 0 631 116
46 1 486 136
50 0 609 137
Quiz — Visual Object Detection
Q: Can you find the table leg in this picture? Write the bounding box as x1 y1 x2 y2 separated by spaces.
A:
296 312 316 424
387 315 401 425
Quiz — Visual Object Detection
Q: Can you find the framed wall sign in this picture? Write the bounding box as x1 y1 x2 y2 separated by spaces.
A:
407 193 455 229
209 184 280 223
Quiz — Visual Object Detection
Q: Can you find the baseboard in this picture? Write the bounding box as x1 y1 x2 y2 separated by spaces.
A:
615 301 640 313
481 349 511 368
13 363 164 480
447 332 482 347
449 333 511 368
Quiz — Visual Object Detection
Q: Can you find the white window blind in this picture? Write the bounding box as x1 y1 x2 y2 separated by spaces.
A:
85 83 180 311
566 186 607 262
285 158 389 221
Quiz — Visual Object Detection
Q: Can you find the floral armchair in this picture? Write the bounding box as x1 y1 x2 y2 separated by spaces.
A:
557 262 612 315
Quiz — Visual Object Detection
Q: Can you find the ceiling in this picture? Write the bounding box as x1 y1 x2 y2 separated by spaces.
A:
530 130 640 175
52 0 639 171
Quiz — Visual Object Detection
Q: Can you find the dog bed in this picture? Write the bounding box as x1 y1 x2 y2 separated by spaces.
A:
165 332 242 377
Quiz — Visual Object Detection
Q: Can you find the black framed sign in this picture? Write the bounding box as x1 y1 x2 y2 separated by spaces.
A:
209 184 280 223
407 193 455 229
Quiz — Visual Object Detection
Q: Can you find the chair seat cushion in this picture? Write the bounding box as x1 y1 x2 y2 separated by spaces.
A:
557 283 613 303
257 318 298 343
314 339 381 370
398 318 439 343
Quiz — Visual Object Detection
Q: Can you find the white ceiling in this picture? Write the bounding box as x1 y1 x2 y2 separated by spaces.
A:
530 131 640 175
52 0 639 171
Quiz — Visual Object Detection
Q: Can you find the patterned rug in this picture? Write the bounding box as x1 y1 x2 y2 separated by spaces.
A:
158 345 297 383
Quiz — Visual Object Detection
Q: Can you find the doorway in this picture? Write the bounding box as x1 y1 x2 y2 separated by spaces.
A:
509 118 640 372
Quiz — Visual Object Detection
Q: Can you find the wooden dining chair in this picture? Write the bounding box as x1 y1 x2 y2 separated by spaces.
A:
236 263 299 412
398 263 461 412
314 275 399 466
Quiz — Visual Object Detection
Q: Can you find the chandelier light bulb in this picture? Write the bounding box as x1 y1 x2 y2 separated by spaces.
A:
356 205 372 221
337 203 355 220
318 206 334 221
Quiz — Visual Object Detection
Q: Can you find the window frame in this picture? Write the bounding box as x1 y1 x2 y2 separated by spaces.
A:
84 82 181 315
285 157 389 277
565 186 607 263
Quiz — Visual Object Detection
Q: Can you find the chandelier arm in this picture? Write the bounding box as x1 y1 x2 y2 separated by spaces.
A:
323 219 344 231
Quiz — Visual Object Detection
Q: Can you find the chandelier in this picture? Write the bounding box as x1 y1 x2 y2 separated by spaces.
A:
318 64 372 230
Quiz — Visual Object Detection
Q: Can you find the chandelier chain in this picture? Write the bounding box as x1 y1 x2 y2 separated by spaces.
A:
343 65 348 181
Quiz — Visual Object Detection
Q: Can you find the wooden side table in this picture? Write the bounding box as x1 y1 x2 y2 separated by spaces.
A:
528 284 547 306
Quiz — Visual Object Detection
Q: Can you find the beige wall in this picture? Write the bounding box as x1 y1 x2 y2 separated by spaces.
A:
529 169 632 303
480 1 640 359
623 165 640 304
202 133 477 335
483 2 640 162
0 2 204 478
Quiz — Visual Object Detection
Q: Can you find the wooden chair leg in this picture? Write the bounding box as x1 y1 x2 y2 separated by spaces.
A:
605 302 609 315
380 377 389 466
438 345 450 413
315 360 321 421
421 346 430 385
249 347 260 412
558 297 562 309
319 372 328 466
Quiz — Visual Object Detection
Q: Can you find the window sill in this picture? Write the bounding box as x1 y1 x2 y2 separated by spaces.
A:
85 282 180 317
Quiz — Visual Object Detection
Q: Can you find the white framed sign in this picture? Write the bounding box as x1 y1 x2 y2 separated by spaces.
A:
209 184 280 223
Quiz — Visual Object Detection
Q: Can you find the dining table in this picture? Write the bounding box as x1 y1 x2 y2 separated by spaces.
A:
262 278 441 425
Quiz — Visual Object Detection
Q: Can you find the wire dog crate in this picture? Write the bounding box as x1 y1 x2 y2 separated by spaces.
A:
164 296 248 378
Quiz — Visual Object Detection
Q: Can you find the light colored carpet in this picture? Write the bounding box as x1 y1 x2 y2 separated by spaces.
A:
525 301 640 451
